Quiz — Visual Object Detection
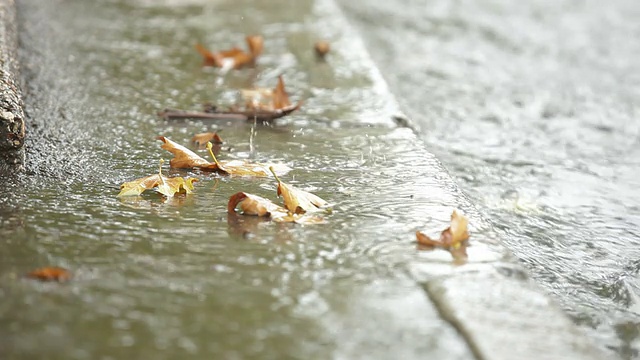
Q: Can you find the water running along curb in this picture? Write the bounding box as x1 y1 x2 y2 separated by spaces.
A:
327 0 608 358
7 0 606 358
0 0 25 173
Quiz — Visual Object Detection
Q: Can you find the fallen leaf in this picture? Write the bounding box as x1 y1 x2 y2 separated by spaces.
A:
314 40 331 58
196 35 263 70
157 136 219 171
160 76 301 123
245 35 263 58
156 176 198 198
416 210 470 262
241 88 273 110
191 132 223 147
228 192 325 224
26 267 72 282
270 167 328 214
242 75 298 112
158 136 290 177
228 192 288 218
272 75 291 110
275 212 326 225
117 160 198 197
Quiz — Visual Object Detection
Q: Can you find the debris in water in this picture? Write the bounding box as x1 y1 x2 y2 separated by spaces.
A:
26 267 72 282
191 131 223 148
157 136 290 177
314 40 330 59
195 35 263 70
416 210 470 263
270 166 328 214
158 76 301 124
228 192 324 224
117 159 198 197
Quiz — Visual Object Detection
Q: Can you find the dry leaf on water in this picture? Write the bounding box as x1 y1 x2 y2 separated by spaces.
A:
191 132 223 147
117 160 198 197
157 136 217 170
159 76 301 123
196 35 263 70
26 267 72 282
158 136 290 177
270 167 328 214
242 75 300 112
228 192 325 225
416 210 470 262
228 192 288 218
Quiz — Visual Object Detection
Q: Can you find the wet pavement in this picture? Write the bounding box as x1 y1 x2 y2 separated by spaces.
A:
0 0 626 358
339 0 640 357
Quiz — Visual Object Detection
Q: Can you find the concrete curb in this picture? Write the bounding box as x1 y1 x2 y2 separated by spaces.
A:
0 0 25 173
331 1 610 358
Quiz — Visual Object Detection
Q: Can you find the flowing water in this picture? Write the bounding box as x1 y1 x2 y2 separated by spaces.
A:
2 0 637 358
339 0 640 358
1 0 482 358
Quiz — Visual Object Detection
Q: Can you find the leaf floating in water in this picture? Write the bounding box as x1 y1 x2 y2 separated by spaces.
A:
270 167 328 214
157 136 290 177
159 76 301 124
195 35 263 70
228 192 325 225
117 159 198 198
242 75 301 112
157 136 218 171
228 192 288 218
416 210 470 263
26 267 72 282
191 132 223 148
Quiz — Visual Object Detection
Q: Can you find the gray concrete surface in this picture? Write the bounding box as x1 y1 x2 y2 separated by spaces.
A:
0 0 25 173
0 0 612 358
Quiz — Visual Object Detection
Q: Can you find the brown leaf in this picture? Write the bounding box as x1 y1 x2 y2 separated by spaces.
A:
270 167 328 214
228 192 288 217
157 136 219 171
228 192 325 224
26 267 72 282
416 210 470 262
272 75 291 110
241 75 297 112
191 132 223 147
195 43 218 67
158 136 290 177
246 35 263 58
195 35 263 70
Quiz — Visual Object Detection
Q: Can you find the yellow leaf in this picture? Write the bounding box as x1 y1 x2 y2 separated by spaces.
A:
117 174 163 197
117 160 198 198
416 209 470 262
270 167 328 214
156 176 198 197
448 210 470 246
